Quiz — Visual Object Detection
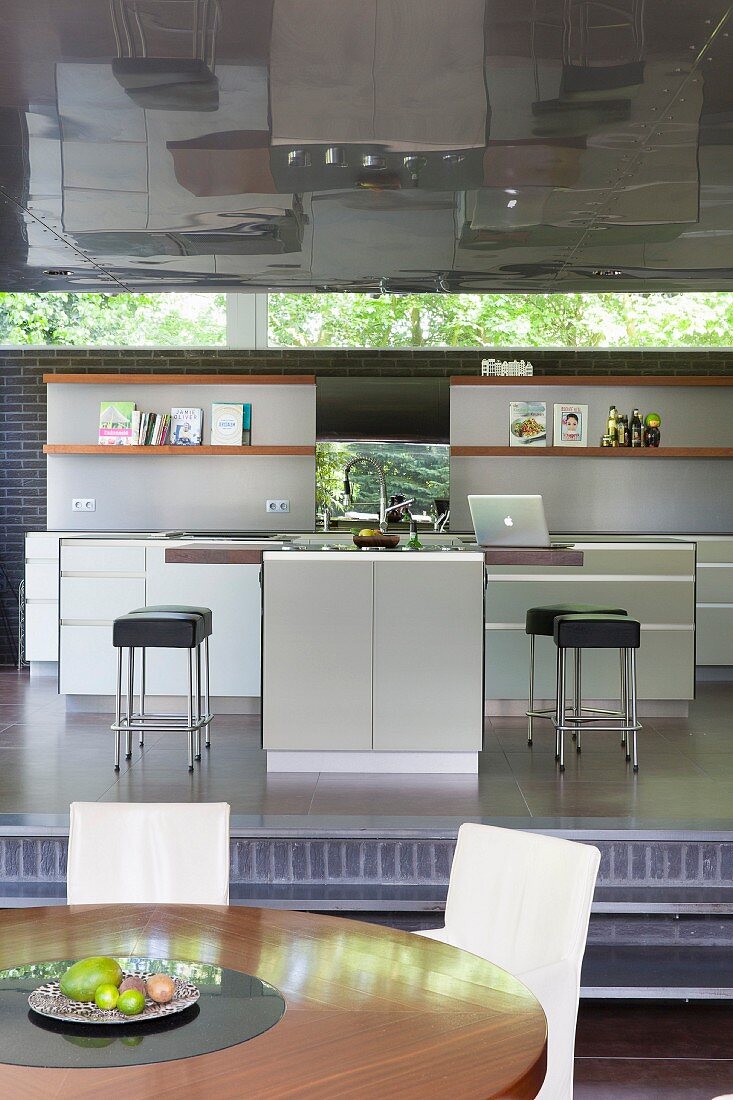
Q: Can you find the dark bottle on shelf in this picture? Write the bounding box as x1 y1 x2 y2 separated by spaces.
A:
606 405 618 446
630 409 643 447
617 415 629 447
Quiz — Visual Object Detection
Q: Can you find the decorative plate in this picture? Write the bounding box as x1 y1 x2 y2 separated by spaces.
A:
28 971 199 1026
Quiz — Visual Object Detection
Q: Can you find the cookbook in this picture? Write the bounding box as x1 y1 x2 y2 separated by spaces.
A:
509 401 547 446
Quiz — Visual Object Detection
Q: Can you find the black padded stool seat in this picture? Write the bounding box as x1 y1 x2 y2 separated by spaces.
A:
526 604 627 636
554 614 641 650
128 604 213 637
113 611 205 650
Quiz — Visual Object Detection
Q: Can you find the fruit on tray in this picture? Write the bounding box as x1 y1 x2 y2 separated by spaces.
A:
147 973 175 1004
119 975 147 996
117 988 146 1016
94 983 120 1011
60 956 123 1002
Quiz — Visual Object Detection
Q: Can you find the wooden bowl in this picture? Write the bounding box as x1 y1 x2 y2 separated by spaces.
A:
353 534 401 549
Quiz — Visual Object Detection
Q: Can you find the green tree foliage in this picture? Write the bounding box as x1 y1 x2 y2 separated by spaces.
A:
269 291 733 349
317 442 450 519
0 293 226 346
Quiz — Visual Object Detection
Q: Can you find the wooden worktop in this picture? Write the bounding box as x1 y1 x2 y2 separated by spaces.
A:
165 544 584 566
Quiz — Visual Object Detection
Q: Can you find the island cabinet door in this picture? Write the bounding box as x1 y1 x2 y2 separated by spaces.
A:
372 560 485 752
262 559 374 751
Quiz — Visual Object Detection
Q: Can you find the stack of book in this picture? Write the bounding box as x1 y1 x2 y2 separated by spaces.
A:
98 402 251 446
132 411 171 446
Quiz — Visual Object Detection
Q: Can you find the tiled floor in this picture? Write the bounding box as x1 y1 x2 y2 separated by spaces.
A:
574 1001 733 1098
1 668 733 827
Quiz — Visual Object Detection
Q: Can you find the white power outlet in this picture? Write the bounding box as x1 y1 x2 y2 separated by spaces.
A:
72 498 96 512
266 499 290 513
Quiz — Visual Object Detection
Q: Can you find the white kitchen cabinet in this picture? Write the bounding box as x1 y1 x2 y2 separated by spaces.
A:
24 534 61 663
262 553 485 764
372 559 484 751
262 558 374 751
60 624 117 694
60 577 145 621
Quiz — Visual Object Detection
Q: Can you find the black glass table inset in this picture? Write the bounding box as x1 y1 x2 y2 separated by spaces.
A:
0 957 285 1069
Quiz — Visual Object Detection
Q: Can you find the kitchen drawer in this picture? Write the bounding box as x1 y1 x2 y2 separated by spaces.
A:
25 604 59 663
690 538 733 564
485 627 695 700
697 565 733 603
61 577 145 621
486 578 695 626
60 624 117 694
25 562 58 600
61 544 145 574
696 607 733 665
25 535 60 561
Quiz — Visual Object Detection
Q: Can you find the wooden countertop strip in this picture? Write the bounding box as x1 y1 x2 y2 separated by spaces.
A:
165 547 264 564
44 445 314 456
452 446 733 457
484 548 584 565
450 375 733 387
43 373 316 385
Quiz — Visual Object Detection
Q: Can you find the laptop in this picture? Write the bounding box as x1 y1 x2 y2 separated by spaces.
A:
468 494 550 547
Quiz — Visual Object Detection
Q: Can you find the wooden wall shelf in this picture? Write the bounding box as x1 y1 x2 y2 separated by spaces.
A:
450 375 733 387
43 445 314 456
43 373 315 385
451 446 733 457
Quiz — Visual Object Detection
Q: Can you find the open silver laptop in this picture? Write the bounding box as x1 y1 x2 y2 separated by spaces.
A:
468 494 550 547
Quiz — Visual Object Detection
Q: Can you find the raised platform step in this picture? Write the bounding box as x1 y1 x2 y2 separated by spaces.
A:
581 945 733 999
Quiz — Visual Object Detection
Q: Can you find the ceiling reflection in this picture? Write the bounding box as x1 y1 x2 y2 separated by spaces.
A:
0 0 731 292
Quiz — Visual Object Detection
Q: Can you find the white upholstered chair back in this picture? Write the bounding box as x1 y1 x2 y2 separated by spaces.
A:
417 823 600 1100
67 802 230 905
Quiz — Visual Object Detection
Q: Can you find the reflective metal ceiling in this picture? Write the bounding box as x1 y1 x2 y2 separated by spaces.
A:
1 0 732 292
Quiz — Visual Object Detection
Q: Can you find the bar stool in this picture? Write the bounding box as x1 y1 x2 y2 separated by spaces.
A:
553 613 641 772
111 610 213 772
526 604 628 745
127 604 212 751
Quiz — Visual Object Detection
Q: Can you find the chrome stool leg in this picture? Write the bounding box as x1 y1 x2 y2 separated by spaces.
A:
125 647 134 760
623 649 632 763
556 647 567 771
114 648 123 770
528 634 535 746
139 647 146 746
629 648 639 772
194 644 202 762
187 649 194 772
204 636 211 748
574 648 582 751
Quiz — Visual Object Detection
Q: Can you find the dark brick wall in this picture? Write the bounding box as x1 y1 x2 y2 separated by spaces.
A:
2 345 733 664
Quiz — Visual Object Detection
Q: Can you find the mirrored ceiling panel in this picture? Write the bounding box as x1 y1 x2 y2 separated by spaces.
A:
0 0 731 291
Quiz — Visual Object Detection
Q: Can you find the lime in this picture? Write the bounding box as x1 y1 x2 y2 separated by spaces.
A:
117 988 146 1016
94 983 119 1010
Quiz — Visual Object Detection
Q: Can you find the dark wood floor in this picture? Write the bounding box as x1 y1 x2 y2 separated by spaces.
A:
2 669 733 826
575 1002 733 1098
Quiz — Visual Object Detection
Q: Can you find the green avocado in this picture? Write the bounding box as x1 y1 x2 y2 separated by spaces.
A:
59 956 123 1002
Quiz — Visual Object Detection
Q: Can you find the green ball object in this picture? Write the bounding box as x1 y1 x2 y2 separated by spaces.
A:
644 412 661 427
117 988 146 1016
94 982 120 1010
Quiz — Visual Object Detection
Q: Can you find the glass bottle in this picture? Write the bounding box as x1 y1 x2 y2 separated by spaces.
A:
630 409 643 448
606 405 618 446
407 518 423 550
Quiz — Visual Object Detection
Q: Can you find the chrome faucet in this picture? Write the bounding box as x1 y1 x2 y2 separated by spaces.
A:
343 455 388 532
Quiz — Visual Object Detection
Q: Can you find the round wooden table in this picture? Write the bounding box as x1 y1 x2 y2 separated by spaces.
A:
0 905 547 1099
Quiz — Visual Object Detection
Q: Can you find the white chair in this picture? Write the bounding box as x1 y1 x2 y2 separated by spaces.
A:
416 823 600 1100
67 802 230 905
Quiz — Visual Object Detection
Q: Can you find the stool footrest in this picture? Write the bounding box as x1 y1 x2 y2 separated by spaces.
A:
112 713 212 734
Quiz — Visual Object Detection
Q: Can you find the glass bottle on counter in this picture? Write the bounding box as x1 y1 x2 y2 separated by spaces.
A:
630 409 643 447
407 518 423 550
